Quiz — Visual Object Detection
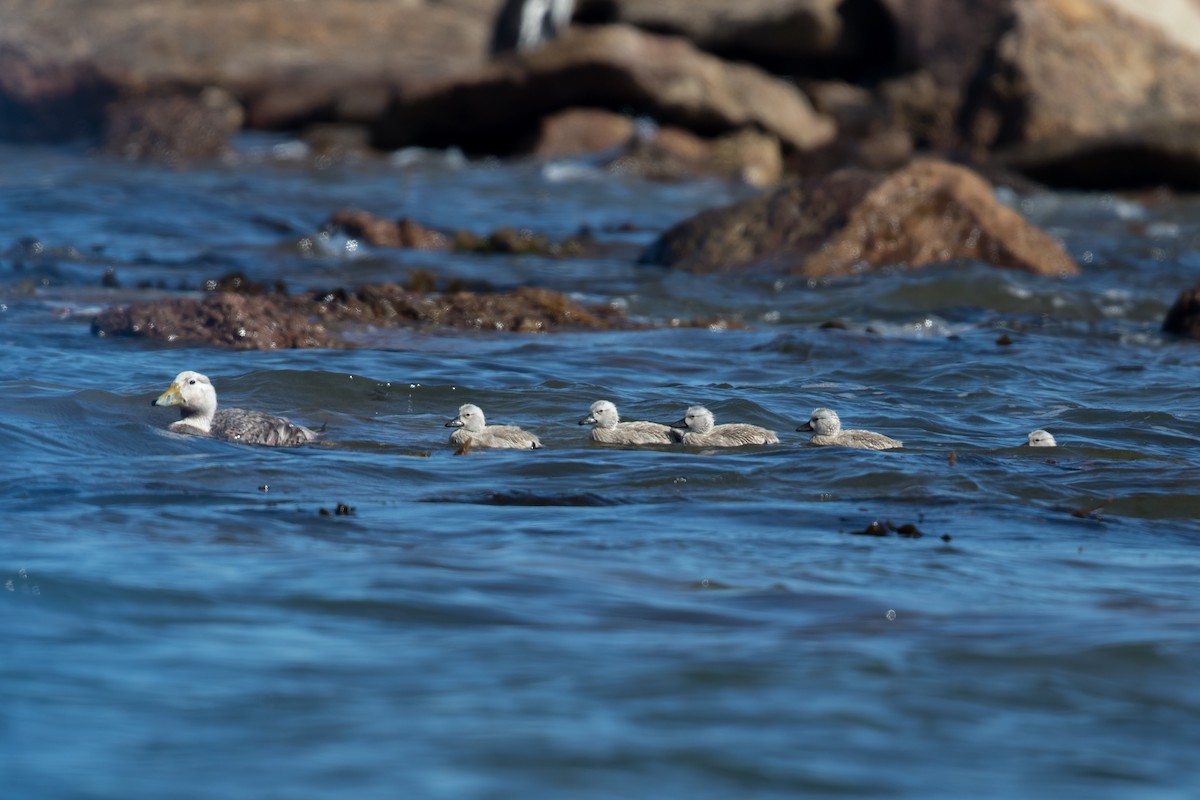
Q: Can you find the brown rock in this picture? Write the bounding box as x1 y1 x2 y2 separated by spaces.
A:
0 0 498 140
91 293 337 350
0 43 119 142
329 210 599 256
962 0 1200 153
996 122 1200 191
536 108 782 185
880 0 1012 91
312 284 637 333
91 282 650 348
579 0 897 77
1162 283 1200 339
640 158 1079 278
103 88 244 163
534 108 636 158
372 24 835 155
605 125 783 186
330 210 452 250
709 128 784 186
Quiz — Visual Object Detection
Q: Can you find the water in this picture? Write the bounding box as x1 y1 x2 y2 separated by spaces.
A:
2 139 1199 798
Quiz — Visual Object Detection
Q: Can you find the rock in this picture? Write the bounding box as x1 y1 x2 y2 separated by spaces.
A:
328 210 600 256
534 108 637 158
103 88 244 163
0 0 497 141
92 282 648 348
958 0 1200 189
535 108 782 185
312 284 636 333
881 0 1013 91
0 43 119 142
708 128 784 186
91 293 337 350
995 122 1200 191
1162 283 1200 339
799 79 916 174
372 24 835 155
330 210 452 250
605 125 783 186
301 123 374 161
640 158 1079 278
576 0 897 78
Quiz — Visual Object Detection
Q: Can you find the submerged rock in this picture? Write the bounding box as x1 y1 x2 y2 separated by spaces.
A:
330 210 452 251
329 209 603 258
310 283 636 333
1162 283 1200 339
92 293 338 350
103 88 244 163
0 44 119 142
640 159 1079 278
535 108 783 185
91 282 653 349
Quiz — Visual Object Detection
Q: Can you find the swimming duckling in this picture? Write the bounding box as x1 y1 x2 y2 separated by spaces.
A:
446 403 542 449
671 405 779 447
797 408 901 450
151 371 317 447
1027 429 1057 447
579 400 674 445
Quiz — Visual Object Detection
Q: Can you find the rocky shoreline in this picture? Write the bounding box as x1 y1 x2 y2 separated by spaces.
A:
6 0 1200 341
6 0 1200 189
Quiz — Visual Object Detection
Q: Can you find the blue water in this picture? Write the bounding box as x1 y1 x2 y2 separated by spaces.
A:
2 140 1199 798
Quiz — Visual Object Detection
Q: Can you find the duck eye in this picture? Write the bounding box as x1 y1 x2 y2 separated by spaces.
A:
188 379 196 385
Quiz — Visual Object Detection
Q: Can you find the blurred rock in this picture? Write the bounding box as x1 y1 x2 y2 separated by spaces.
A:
329 210 597 255
301 123 374 161
995 122 1200 191
640 158 1079 278
797 80 916 174
534 108 637 159
575 0 898 78
536 109 783 185
1162 282 1200 339
104 88 244 163
605 125 783 186
372 24 835 155
0 0 497 141
330 210 452 250
0 43 119 142
962 0 1200 152
960 0 1200 189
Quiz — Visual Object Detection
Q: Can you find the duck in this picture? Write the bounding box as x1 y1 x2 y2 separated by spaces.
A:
151 371 318 447
670 405 779 447
1027 429 1057 447
579 400 674 445
446 403 542 449
797 408 902 450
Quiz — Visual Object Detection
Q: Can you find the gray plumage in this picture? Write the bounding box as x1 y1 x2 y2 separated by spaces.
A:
671 405 779 447
1027 429 1057 447
446 403 542 449
797 408 901 450
151 370 317 447
579 400 674 445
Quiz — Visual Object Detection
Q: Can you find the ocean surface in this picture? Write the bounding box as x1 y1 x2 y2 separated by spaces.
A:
2 138 1199 799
